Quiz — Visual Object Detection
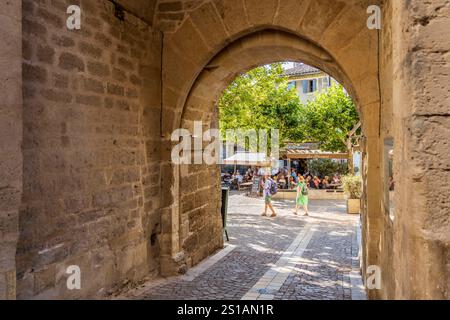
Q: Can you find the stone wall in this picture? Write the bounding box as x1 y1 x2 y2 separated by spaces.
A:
391 0 449 299
179 162 223 268
378 0 395 299
365 0 450 300
17 0 162 298
0 0 22 300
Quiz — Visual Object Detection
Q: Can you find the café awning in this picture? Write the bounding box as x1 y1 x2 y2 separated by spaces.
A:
281 143 349 160
285 149 349 160
222 152 272 166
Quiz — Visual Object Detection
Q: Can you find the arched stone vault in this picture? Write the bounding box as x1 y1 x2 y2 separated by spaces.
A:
182 31 358 117
158 1 383 294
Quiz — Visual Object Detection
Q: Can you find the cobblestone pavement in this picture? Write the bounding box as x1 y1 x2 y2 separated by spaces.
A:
120 193 366 300
274 215 357 300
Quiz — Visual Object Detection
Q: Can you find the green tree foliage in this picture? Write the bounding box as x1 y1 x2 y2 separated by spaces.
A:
218 63 301 149
298 84 359 152
307 159 348 178
218 63 359 152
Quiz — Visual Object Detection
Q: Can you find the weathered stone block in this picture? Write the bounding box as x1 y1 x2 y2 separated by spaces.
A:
53 73 69 89
87 61 110 77
411 116 450 170
107 83 125 96
23 19 47 39
245 0 278 26
58 52 85 72
41 89 72 103
189 2 228 51
213 0 250 36
75 94 102 107
181 196 195 214
82 77 105 94
182 233 198 253
118 57 133 70
79 41 103 59
273 0 311 31
159 2 183 12
23 63 47 83
181 175 198 194
51 35 75 47
112 68 127 82
33 265 55 295
36 45 55 64
37 7 63 28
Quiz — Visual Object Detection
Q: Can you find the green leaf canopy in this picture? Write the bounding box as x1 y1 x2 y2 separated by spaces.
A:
218 63 359 153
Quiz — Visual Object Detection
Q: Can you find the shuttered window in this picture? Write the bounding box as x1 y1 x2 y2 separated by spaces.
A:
302 79 318 93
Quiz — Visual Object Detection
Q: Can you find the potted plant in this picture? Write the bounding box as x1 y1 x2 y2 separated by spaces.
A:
341 175 362 214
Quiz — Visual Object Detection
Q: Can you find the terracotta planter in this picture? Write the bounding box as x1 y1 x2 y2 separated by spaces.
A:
347 198 361 214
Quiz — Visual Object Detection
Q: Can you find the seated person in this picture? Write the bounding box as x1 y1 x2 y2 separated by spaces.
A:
309 176 316 189
333 175 340 184
321 176 330 189
235 172 244 190
313 176 321 189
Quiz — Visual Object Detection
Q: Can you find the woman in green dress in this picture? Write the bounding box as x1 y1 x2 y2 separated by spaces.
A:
294 176 309 216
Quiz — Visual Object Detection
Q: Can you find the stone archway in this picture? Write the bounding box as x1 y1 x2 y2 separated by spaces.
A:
180 28 377 260
159 11 383 301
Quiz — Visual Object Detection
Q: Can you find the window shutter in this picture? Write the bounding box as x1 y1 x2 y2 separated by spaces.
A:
288 81 296 90
302 80 308 94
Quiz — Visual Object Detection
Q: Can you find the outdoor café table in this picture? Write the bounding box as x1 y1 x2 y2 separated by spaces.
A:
240 182 253 190
328 183 341 190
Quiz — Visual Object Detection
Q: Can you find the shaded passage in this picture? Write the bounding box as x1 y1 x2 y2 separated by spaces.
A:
119 194 365 300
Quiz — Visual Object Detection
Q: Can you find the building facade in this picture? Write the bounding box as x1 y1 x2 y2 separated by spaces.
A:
284 63 338 104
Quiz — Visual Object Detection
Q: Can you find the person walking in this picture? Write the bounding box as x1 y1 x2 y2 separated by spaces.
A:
294 176 309 216
261 172 277 218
